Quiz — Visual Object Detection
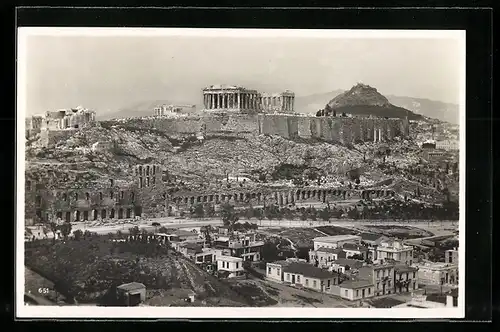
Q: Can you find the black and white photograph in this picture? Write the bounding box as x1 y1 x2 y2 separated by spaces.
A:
16 28 465 319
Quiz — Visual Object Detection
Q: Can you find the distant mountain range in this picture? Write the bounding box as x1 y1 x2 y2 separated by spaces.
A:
97 88 459 124
296 88 459 124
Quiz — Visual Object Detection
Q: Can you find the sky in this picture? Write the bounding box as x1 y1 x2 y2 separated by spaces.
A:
22 32 463 116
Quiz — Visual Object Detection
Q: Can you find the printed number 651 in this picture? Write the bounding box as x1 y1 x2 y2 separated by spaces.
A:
38 287 50 294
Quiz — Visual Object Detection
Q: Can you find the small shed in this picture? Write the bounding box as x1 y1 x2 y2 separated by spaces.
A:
116 282 146 306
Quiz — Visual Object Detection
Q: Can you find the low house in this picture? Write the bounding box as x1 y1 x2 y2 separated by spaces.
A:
342 243 369 260
331 258 364 274
217 255 245 278
338 279 375 301
116 282 146 306
313 235 362 251
309 247 346 268
394 264 419 293
266 260 290 283
282 262 340 293
359 233 390 260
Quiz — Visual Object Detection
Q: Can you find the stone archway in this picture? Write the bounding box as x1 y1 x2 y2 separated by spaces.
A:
126 208 131 218
75 210 81 221
118 208 123 219
101 209 107 219
93 210 98 220
110 209 115 219
65 211 71 222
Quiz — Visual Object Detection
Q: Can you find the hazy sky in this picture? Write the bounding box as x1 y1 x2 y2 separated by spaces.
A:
23 34 463 115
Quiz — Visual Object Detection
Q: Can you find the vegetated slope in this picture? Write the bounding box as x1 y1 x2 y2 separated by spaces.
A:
325 83 424 121
24 237 249 305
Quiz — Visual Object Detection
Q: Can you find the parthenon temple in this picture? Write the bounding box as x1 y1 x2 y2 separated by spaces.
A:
202 85 295 114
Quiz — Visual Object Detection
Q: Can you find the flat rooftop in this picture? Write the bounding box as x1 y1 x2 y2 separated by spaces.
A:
313 235 361 243
217 255 243 262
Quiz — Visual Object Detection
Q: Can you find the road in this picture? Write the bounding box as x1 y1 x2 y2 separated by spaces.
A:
66 217 457 237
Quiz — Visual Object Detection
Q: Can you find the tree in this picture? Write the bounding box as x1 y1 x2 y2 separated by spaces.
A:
220 203 239 228
192 204 205 218
320 207 330 222
49 222 58 244
73 229 83 241
245 206 254 220
201 225 212 246
59 223 72 240
204 204 215 218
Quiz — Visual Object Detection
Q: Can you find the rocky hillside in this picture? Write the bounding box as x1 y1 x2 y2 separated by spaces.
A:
324 83 424 121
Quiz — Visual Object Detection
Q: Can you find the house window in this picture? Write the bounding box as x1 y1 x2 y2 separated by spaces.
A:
377 282 380 290
286 274 290 281
277 268 281 275
377 270 380 278
313 280 317 288
356 290 359 297
305 279 309 286
235 263 239 269
297 275 300 282
345 290 348 297
327 280 331 287
413 272 416 278
368 288 371 295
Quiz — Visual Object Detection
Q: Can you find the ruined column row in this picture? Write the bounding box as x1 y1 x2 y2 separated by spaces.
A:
261 95 295 112
170 188 396 207
204 92 260 110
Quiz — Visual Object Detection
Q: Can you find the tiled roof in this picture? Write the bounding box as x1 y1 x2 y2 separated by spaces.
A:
268 260 292 267
333 258 364 268
117 282 146 291
340 279 374 289
283 262 337 279
395 264 419 273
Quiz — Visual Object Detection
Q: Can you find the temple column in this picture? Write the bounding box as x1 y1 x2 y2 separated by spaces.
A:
216 93 220 109
379 128 382 142
237 93 241 110
374 128 377 142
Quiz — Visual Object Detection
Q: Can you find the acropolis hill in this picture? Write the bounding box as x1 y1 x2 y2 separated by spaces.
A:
100 84 411 146
25 83 454 224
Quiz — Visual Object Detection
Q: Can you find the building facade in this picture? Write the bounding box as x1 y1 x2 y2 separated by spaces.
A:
357 262 396 296
414 261 458 286
394 264 419 293
217 255 245 278
338 280 375 301
375 239 414 265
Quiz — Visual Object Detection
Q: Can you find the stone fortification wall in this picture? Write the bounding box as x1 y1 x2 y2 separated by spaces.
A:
40 129 79 148
113 114 409 143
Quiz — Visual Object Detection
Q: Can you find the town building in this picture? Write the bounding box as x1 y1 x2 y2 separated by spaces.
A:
413 261 458 286
202 84 295 114
91 141 114 152
217 255 245 278
338 279 375 301
342 243 369 260
357 262 396 296
445 248 459 264
394 264 419 293
359 233 390 261
313 235 362 251
213 232 264 262
116 282 146 306
330 258 364 274
392 289 458 309
435 140 459 151
177 242 204 260
266 261 340 293
308 247 346 268
375 239 414 265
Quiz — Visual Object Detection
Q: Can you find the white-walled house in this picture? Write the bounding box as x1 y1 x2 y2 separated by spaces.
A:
216 255 245 278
